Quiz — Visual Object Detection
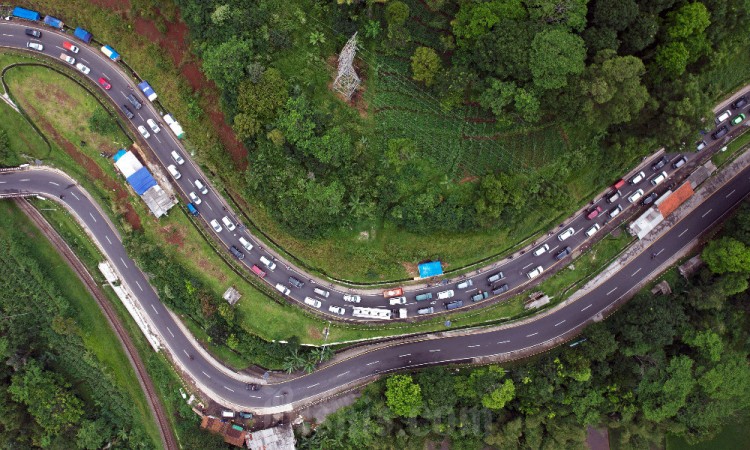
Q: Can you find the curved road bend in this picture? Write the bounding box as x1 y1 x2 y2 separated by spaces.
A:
2 160 748 412
1 20 745 320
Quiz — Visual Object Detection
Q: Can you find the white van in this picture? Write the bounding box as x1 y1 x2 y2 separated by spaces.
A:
585 224 600 237
609 205 623 218
558 227 575 241
260 255 276 271
171 150 185 165
629 171 645 185
238 237 253 251
221 410 235 418
167 164 181 179
221 216 236 231
313 287 330 298
715 109 731 124
456 279 473 290
275 283 290 296
194 179 208 195
627 189 644 203
533 243 550 256
389 296 407 305
437 289 454 300
304 297 322 308
527 266 543 279
650 171 667 186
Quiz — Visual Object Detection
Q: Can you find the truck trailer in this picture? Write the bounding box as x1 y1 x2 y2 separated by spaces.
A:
137 81 158 101
43 15 64 29
73 27 93 44
12 7 41 21
163 114 185 139
100 45 121 61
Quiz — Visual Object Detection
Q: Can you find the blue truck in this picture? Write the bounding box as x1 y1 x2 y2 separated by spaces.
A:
137 81 158 101
73 27 93 44
100 45 121 61
12 7 41 21
43 15 64 29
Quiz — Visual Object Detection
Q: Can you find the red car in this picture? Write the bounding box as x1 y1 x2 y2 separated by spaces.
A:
98 77 111 90
586 206 603 220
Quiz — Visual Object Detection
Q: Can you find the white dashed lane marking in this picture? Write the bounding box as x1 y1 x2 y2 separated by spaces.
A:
398 354 411 358
631 268 642 277
606 287 618 296
49 181 59 186
307 383 319 389
336 371 350 377
71 192 79 200
678 228 689 237
526 332 538 337
167 327 174 338
581 304 592 311
89 212 97 222
105 235 112 245
120 257 128 268
702 208 713 218
497 340 510 344
467 344 480 348
366 361 379 366
150 304 159 315
726 189 735 198
135 281 143 291
555 320 566 327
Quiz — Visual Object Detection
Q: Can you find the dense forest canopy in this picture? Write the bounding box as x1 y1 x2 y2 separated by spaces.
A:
173 0 750 238
297 201 750 450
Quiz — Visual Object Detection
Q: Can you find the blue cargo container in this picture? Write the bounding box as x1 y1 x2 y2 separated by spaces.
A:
12 7 41 21
137 81 157 101
73 27 92 44
100 45 121 61
43 15 64 29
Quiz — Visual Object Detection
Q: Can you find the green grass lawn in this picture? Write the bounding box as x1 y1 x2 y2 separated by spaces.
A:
0 200 162 447
666 411 750 450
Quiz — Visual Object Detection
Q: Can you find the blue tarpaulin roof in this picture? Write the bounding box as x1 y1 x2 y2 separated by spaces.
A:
418 261 443 278
126 167 157 195
113 149 127 162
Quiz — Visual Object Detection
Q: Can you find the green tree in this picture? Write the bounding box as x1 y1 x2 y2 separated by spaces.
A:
572 50 650 129
526 0 588 32
385 374 422 417
620 13 659 53
593 0 639 31
529 28 586 90
654 41 690 77
410 46 442 86
702 237 750 274
0 128 10 160
482 378 516 410
451 0 526 45
9 362 85 445
202 38 254 91
638 355 696 422
385 1 410 27
233 68 288 140
76 419 108 450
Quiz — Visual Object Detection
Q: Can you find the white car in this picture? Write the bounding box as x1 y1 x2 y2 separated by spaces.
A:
456 279 474 290
527 266 544 279
275 283 290 296
238 236 253 251
221 216 236 231
147 118 161 133
304 297 321 308
630 171 645 185
75 63 90 75
188 192 201 205
26 42 43 51
260 255 276 271
137 125 150 139
329 305 346 315
171 151 185 165
533 243 550 256
437 289 454 300
389 296 407 305
343 294 361 303
627 189 644 204
210 219 222 233
558 227 575 241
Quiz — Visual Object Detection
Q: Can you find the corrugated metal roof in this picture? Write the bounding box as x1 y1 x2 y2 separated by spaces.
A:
658 183 694 217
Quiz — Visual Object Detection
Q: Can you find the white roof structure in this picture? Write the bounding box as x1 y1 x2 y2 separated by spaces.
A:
245 424 296 450
114 151 143 178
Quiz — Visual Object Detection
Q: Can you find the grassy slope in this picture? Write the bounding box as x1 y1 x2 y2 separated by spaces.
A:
0 200 161 447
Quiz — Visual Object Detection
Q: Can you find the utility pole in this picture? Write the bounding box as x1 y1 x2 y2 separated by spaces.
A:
332 33 360 100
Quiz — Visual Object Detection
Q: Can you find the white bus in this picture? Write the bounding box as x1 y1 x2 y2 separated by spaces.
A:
352 307 392 320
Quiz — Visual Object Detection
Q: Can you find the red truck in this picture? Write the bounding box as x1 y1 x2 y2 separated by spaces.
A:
383 287 403 298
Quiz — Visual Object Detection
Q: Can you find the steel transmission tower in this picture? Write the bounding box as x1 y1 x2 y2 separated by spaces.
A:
333 33 360 100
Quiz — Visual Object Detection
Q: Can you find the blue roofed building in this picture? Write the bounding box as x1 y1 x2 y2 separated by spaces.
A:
418 261 443 278
113 149 176 217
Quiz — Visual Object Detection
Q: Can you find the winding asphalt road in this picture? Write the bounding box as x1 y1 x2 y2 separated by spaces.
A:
1 16 750 411
2 19 746 321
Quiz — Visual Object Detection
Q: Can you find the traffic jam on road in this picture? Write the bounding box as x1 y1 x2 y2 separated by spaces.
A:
5 6 747 322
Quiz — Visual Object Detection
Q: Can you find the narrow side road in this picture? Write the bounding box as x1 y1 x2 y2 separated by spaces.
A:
14 199 179 450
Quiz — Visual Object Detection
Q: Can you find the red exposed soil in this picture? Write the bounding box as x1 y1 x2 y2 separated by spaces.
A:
131 14 248 169
160 224 185 248
21 103 142 230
